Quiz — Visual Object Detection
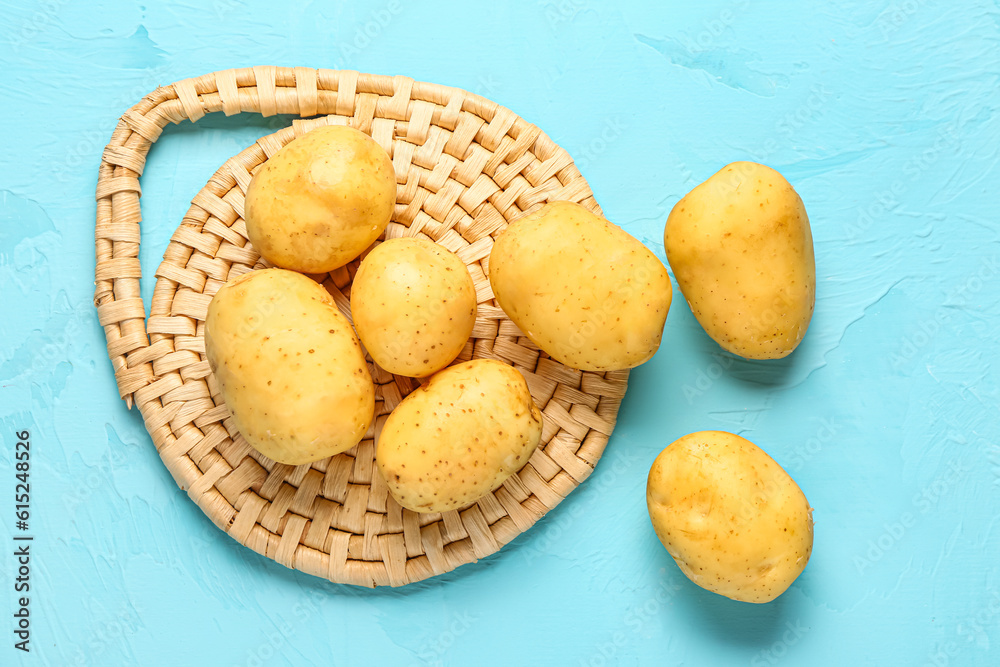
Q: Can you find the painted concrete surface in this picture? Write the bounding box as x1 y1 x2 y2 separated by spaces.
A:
1 1 999 665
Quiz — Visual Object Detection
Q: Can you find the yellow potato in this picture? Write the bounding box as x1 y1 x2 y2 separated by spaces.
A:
488 201 672 371
205 268 375 465
244 125 396 273
376 359 542 513
646 431 813 603
351 237 476 377
665 162 815 359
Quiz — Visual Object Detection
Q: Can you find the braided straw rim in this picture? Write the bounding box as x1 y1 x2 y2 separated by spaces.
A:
94 67 629 586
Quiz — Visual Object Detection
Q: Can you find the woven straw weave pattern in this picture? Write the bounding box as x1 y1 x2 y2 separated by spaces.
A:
94 67 629 586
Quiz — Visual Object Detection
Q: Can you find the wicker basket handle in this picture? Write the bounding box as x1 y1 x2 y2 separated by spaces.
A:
94 66 473 407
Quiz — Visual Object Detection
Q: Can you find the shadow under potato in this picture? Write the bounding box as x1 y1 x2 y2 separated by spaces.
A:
662 295 814 391
680 580 799 649
726 349 804 388
645 539 805 652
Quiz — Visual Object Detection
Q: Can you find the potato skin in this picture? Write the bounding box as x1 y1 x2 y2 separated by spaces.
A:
646 431 813 603
351 237 476 377
376 359 542 513
488 201 672 371
205 268 375 465
244 125 396 273
665 162 815 359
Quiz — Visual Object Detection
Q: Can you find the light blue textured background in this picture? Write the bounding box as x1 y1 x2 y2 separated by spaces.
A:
2 1 999 665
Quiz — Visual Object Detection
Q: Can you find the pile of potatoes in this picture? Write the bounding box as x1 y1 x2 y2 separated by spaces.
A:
205 123 816 603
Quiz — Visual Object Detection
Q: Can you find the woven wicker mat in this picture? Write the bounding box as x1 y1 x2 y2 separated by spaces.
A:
94 67 629 587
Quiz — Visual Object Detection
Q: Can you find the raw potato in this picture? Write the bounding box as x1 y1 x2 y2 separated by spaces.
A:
376 359 542 513
205 268 375 465
489 201 672 371
351 237 476 377
244 125 396 273
665 162 815 359
646 431 813 603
